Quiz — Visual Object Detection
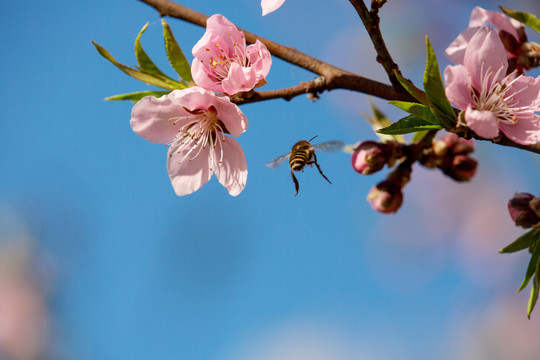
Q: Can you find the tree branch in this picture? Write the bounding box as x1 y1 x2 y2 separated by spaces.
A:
348 0 402 91
135 0 540 155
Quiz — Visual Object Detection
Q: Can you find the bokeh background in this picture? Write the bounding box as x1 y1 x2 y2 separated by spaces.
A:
1 0 540 359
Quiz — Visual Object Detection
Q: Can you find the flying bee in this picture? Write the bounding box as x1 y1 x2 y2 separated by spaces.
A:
266 136 345 196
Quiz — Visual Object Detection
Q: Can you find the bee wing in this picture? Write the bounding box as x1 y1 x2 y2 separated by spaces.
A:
266 152 291 168
312 140 346 152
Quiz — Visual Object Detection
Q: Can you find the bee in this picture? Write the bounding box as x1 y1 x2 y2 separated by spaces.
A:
266 136 345 196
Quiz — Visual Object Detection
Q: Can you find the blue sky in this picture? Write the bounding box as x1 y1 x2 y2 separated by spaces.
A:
1 0 540 359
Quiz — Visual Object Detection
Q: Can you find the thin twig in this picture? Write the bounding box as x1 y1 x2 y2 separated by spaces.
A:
348 0 402 90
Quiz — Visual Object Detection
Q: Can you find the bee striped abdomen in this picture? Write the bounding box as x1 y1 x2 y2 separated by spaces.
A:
289 140 314 171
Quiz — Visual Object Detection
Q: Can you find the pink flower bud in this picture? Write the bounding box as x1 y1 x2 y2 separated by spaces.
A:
447 154 478 182
441 134 475 155
351 141 388 175
366 180 403 214
508 192 540 228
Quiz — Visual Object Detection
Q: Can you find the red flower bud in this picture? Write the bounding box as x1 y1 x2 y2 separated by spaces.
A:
441 134 475 155
447 155 478 182
366 180 403 214
351 141 388 175
508 192 540 228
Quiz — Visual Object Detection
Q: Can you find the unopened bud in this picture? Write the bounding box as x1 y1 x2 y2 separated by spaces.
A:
508 192 540 228
441 134 474 155
352 141 388 175
445 155 478 182
366 180 403 214
518 41 540 71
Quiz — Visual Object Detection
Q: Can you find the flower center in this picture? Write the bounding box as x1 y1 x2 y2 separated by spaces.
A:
169 106 227 170
472 61 538 126
205 33 251 83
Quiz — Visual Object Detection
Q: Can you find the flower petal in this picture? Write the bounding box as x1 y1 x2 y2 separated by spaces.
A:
205 14 245 48
507 75 540 109
465 105 500 139
130 92 186 144
443 64 473 110
247 40 272 80
190 59 223 93
167 140 214 196
207 93 248 137
500 116 540 145
445 27 478 65
221 62 258 95
469 6 522 41
214 137 247 196
261 0 286 16
464 26 507 90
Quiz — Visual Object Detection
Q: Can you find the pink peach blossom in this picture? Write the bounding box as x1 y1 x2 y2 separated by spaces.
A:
261 0 286 16
191 14 272 95
445 7 528 71
130 87 249 196
444 26 540 145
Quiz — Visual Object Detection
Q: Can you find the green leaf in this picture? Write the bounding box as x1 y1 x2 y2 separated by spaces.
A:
389 101 440 125
423 37 456 129
364 99 406 144
500 7 540 34
105 90 171 102
92 41 180 90
412 130 429 143
162 19 193 83
394 70 430 106
528 270 540 318
135 23 171 79
500 228 540 253
377 115 443 135
518 242 540 292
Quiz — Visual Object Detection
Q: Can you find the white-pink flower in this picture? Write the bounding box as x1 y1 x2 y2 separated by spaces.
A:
445 7 526 68
444 26 540 145
191 14 272 95
130 87 249 196
261 0 286 16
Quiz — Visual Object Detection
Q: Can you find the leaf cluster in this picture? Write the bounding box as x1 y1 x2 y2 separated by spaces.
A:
92 20 193 102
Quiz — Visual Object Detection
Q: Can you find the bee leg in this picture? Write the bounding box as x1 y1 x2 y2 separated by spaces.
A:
312 153 332 184
291 170 300 196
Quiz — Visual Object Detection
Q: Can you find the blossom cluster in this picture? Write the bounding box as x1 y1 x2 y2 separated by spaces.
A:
352 135 478 214
130 15 272 196
444 7 540 145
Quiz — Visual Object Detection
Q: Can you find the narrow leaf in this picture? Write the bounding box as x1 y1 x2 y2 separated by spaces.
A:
394 70 430 106
500 7 540 34
162 19 193 83
527 271 540 318
518 242 540 292
377 115 443 135
135 23 171 79
366 99 405 143
423 37 456 129
105 91 170 102
92 41 178 90
389 101 440 125
500 228 540 253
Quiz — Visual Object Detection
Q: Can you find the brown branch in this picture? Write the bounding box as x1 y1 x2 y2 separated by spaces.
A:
348 0 402 91
234 75 406 105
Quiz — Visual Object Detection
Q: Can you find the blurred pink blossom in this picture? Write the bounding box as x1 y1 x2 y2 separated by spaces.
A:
191 14 272 95
444 26 540 145
261 0 286 16
131 87 249 196
445 6 525 66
